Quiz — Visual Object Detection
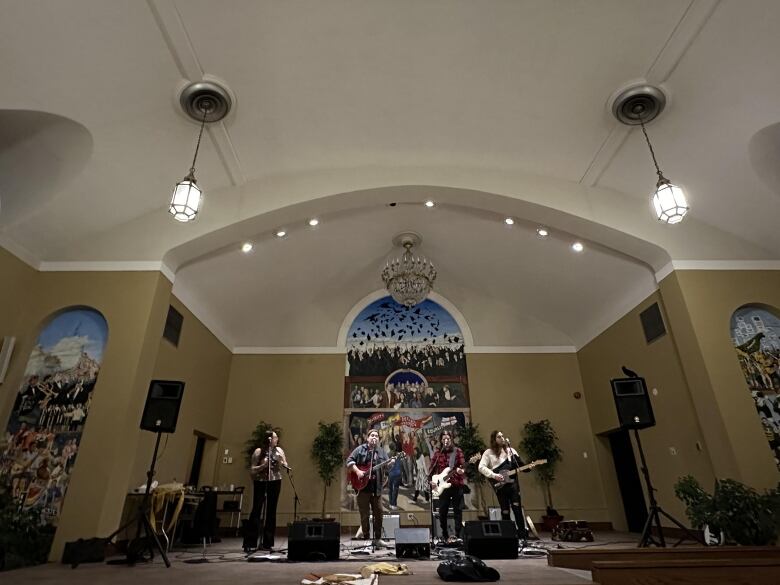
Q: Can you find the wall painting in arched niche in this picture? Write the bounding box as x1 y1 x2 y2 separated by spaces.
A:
0 307 108 555
342 296 474 514
730 305 780 470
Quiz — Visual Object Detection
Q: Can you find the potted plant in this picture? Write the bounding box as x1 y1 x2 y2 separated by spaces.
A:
310 421 344 520
674 475 780 546
520 419 564 531
243 420 281 467
456 422 489 516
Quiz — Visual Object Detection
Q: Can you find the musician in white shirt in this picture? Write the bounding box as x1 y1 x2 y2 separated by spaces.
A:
478 430 529 539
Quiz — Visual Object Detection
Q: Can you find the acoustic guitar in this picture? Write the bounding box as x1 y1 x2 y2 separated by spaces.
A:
349 452 406 492
430 453 482 497
489 458 547 489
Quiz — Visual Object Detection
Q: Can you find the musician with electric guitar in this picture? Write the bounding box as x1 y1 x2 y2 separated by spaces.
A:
428 430 467 543
478 430 546 540
346 429 400 548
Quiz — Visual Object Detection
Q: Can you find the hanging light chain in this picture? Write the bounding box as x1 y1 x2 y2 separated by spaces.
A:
638 117 667 185
188 101 212 175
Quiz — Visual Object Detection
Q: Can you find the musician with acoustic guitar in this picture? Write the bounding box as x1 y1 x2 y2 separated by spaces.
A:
478 430 546 540
428 430 466 543
346 428 396 548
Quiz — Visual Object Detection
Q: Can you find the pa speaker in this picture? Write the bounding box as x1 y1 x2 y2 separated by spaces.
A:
395 527 430 559
611 377 655 429
463 520 518 559
287 521 340 561
140 380 185 433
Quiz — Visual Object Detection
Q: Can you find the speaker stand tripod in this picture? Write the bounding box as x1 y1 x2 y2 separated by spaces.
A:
632 429 704 548
107 430 170 567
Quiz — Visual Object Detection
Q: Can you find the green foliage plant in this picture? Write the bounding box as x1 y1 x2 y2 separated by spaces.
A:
310 421 344 519
520 419 563 515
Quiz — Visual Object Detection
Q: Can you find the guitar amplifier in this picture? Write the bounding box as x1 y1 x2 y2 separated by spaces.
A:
395 527 430 559
369 514 400 539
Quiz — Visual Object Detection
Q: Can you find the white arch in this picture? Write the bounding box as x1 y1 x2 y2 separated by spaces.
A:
336 289 474 351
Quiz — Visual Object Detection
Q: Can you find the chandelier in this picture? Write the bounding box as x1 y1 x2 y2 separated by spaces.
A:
381 232 437 307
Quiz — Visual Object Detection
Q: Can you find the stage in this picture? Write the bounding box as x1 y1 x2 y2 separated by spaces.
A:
7 534 639 585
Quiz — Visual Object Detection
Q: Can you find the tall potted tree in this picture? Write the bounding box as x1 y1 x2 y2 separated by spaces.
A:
310 421 344 520
520 419 564 531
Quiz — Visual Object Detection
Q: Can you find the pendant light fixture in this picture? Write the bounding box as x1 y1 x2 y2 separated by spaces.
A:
169 81 233 222
612 84 689 224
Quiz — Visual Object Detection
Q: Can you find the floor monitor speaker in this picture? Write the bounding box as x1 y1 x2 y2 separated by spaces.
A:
463 520 518 559
287 521 340 561
394 527 430 559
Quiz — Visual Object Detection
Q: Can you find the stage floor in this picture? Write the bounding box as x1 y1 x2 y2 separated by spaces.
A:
8 533 642 584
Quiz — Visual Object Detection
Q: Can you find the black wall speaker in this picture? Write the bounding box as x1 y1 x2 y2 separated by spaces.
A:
463 520 518 559
287 521 340 561
611 377 655 430
640 302 666 344
140 380 185 433
395 527 430 559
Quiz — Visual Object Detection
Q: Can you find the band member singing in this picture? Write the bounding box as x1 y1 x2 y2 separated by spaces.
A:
247 430 289 551
346 428 393 547
429 430 465 542
478 430 529 539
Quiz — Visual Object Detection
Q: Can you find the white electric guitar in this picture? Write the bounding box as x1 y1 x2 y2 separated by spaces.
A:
430 454 482 497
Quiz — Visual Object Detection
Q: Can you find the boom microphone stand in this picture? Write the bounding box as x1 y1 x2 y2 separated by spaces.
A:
633 428 704 547
504 438 528 549
285 466 301 521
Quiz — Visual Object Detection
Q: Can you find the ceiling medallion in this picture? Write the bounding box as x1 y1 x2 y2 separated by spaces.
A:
381 232 437 308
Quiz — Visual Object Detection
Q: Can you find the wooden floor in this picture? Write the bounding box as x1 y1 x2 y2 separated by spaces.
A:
7 534 614 584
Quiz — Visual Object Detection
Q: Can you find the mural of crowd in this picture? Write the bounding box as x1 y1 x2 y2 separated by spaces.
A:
0 308 108 532
343 296 472 513
346 299 466 376
731 306 780 470
348 381 468 409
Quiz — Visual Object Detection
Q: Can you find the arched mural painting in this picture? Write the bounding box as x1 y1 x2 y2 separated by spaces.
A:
730 305 780 470
342 296 473 513
0 307 108 552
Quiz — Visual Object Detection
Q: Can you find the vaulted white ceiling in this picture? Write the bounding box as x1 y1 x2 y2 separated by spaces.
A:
2 1 779 349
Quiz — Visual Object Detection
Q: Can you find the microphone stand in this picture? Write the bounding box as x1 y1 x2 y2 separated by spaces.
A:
285 466 302 522
427 451 444 547
260 438 272 551
505 438 528 549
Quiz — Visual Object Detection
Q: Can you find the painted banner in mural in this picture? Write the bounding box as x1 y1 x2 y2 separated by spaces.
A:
0 308 108 527
343 295 473 513
730 306 780 470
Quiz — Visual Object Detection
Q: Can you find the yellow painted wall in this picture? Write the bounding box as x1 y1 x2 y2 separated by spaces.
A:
128 295 232 493
577 290 716 530
661 270 780 489
215 351 609 528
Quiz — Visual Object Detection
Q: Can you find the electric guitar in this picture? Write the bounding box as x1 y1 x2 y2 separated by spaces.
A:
489 458 547 488
349 452 406 492
431 454 481 497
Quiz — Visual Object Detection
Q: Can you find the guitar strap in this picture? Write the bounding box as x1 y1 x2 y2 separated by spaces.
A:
448 450 457 470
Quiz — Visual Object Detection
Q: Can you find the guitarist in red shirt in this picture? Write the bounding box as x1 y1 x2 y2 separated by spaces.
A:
429 430 466 543
346 429 394 548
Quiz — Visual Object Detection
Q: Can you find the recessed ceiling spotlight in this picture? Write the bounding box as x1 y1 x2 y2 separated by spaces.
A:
504 217 515 225
571 241 584 253
241 242 254 253
275 230 287 238
424 200 435 208
536 227 549 237
308 218 319 227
